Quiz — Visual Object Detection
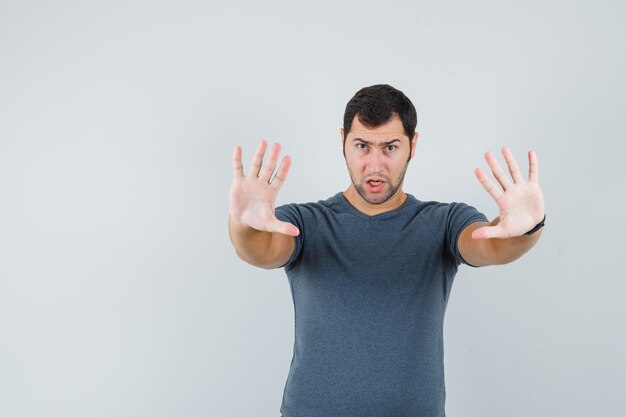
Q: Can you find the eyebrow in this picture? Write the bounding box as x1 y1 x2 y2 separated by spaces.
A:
352 138 402 146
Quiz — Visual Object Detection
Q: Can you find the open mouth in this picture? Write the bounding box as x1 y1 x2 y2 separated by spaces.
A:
366 179 385 192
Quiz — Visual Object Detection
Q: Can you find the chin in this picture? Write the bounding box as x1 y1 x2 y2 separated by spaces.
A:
357 185 394 205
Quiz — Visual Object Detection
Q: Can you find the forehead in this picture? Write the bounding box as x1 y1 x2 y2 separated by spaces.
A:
347 117 407 142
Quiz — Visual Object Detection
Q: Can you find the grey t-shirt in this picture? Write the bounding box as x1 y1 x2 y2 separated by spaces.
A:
274 192 488 417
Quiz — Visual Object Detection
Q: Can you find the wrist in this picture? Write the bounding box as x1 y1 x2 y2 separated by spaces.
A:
524 214 546 235
229 215 255 234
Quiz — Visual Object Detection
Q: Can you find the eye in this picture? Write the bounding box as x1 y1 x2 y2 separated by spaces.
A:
385 144 398 152
356 143 368 150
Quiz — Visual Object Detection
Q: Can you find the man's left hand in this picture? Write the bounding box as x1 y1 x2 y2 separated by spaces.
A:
472 147 545 239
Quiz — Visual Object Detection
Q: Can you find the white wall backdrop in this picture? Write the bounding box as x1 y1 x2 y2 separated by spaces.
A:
1 0 624 416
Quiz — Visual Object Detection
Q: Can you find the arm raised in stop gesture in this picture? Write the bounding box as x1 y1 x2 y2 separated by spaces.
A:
458 147 546 266
228 141 298 269
472 147 545 239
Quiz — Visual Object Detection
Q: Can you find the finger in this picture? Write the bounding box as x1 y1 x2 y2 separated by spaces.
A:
471 225 508 239
266 219 300 236
474 167 503 201
259 143 281 182
528 150 539 183
501 147 524 183
270 155 292 190
249 140 268 177
232 146 244 178
484 151 512 190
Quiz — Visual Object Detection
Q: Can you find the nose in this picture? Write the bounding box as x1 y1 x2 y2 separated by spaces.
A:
365 148 384 173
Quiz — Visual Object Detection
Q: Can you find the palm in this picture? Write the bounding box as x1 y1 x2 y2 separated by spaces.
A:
230 178 279 231
229 141 299 236
472 147 545 239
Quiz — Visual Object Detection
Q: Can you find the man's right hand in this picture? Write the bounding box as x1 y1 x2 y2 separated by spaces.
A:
229 140 300 237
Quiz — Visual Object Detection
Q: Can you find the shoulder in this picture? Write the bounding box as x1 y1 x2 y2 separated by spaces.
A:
276 193 344 218
403 195 488 237
273 194 342 270
402 194 463 219
407 195 483 218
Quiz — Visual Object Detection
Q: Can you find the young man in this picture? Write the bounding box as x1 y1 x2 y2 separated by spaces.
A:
228 84 545 417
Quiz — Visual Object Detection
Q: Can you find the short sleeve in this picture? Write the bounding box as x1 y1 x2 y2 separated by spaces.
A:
274 203 305 270
445 202 489 267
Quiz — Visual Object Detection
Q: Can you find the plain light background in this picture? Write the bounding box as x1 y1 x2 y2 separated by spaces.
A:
1 0 625 416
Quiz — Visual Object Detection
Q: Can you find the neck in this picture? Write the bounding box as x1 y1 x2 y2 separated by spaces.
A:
342 185 407 216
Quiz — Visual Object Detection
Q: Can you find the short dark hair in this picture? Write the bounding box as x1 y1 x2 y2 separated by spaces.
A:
343 84 417 148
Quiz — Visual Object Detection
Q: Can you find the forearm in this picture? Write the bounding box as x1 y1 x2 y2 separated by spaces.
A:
487 217 543 264
228 216 291 269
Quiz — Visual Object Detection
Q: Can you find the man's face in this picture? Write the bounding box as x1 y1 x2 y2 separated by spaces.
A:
342 116 417 205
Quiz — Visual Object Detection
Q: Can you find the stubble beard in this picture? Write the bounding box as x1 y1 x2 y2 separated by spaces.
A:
348 161 410 205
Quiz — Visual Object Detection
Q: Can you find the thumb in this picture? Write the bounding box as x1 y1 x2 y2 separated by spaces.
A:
266 219 300 237
471 225 508 240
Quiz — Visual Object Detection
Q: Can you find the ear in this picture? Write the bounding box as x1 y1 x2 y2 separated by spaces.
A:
340 127 345 144
410 132 419 159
